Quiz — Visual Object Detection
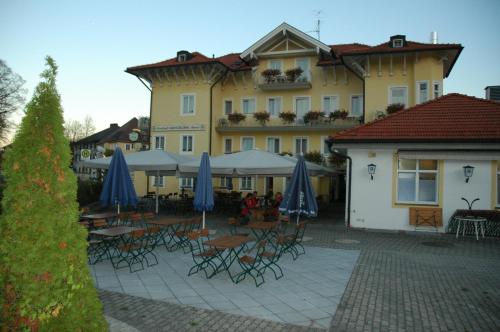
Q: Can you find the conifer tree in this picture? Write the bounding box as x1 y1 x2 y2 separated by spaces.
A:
0 57 107 331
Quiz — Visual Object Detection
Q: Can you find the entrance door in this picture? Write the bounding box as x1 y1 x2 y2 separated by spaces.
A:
295 97 310 123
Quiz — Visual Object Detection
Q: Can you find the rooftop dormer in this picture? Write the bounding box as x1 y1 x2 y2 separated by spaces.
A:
389 35 407 48
176 50 192 62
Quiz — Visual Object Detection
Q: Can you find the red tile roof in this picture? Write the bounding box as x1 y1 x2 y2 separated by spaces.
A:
343 40 462 56
330 43 372 56
332 94 500 143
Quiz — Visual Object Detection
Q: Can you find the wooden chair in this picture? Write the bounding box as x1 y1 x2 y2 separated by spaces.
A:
186 229 217 278
235 240 267 287
409 207 442 231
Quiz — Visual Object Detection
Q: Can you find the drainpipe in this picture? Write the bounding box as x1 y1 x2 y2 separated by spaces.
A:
209 68 229 155
134 74 152 194
325 137 352 230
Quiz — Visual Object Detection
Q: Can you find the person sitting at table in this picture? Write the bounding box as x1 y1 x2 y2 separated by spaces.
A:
271 192 283 218
240 193 257 225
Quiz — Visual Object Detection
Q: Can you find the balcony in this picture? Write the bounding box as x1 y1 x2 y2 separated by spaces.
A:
215 115 361 133
257 70 312 91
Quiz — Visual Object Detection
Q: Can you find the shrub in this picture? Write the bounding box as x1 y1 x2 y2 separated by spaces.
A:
260 69 281 83
0 57 107 330
386 103 405 114
303 111 324 123
278 112 296 124
285 67 303 82
253 111 270 125
227 112 246 124
332 110 348 120
77 179 103 207
304 151 324 165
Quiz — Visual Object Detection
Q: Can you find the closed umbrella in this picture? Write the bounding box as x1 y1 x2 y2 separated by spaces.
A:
100 147 137 213
279 155 318 224
193 152 214 229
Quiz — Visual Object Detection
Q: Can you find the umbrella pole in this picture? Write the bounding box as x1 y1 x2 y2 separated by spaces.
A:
296 213 300 225
155 170 159 214
202 211 206 229
117 203 120 215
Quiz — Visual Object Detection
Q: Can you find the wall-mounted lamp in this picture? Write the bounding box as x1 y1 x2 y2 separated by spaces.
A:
367 163 376 180
463 165 474 183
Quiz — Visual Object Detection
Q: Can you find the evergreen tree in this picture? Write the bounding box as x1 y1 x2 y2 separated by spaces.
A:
0 57 107 331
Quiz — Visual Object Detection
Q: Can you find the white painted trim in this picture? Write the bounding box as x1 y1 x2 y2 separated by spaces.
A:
266 96 282 118
320 135 331 156
178 177 194 189
293 136 309 155
223 98 233 116
295 58 310 80
349 94 364 117
265 136 282 154
415 80 429 104
293 95 311 119
222 136 233 154
388 85 409 107
180 93 196 116
239 176 253 191
179 134 194 155
240 136 255 151
268 59 283 71
396 158 439 205
150 175 165 188
240 22 331 59
432 80 442 99
241 96 257 115
321 95 340 114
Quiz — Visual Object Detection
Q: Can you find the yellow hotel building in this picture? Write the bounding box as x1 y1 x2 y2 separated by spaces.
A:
126 23 462 200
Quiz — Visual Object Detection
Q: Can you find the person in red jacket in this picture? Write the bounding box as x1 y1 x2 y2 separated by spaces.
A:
272 192 283 218
240 193 257 225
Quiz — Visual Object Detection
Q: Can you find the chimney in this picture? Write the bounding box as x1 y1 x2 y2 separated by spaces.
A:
110 123 118 128
430 31 438 44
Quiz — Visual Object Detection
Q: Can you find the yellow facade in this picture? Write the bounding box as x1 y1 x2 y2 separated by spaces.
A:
129 23 459 201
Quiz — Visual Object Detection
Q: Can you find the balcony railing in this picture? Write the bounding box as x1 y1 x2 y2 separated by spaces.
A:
216 115 361 132
257 70 312 90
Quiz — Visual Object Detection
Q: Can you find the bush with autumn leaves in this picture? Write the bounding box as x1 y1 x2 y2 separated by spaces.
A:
0 57 107 330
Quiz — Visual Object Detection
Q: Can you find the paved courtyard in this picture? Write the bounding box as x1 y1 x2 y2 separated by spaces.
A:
96 217 500 331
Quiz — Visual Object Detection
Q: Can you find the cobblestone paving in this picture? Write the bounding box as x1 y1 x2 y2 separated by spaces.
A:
100 217 500 332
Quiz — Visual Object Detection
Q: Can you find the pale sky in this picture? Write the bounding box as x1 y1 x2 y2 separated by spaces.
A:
1 0 499 143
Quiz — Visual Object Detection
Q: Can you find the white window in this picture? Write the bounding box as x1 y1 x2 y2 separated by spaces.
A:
240 177 252 191
181 94 195 115
241 137 254 151
416 81 429 104
323 96 339 115
180 177 194 189
125 144 131 151
180 135 193 154
392 39 404 48
296 58 310 81
154 136 165 150
242 98 256 114
294 96 310 121
294 137 308 156
397 159 438 204
267 97 282 117
350 95 363 117
224 100 233 115
321 136 330 155
178 54 187 62
224 138 232 154
389 87 408 107
152 176 164 187
433 81 442 99
269 60 282 71
220 176 228 188
266 137 280 154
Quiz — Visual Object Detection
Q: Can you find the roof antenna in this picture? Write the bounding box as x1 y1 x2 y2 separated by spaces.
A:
307 10 322 40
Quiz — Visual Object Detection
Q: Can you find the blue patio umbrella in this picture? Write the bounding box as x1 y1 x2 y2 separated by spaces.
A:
100 147 137 213
279 155 318 224
193 152 214 228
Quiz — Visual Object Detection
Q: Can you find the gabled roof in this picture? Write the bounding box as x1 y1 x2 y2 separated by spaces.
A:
240 22 331 59
343 40 462 56
332 94 500 143
75 123 120 145
98 118 142 144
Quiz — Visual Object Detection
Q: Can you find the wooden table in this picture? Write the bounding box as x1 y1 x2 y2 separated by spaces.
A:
146 217 190 251
90 226 139 237
246 221 279 243
81 212 117 228
203 235 253 281
90 226 142 267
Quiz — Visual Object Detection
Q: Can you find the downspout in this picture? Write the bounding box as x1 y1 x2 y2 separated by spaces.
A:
325 137 352 230
209 68 229 155
134 73 152 193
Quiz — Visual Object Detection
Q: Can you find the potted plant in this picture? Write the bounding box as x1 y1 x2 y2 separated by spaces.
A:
303 111 325 124
279 112 297 124
304 150 324 165
386 103 405 114
227 112 246 124
285 67 303 82
332 109 348 120
260 69 281 83
253 111 270 125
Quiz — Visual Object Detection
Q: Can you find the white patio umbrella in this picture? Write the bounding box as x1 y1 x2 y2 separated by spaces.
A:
178 149 334 177
81 149 198 213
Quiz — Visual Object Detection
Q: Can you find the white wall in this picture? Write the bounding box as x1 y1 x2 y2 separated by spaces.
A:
442 160 492 226
347 149 495 233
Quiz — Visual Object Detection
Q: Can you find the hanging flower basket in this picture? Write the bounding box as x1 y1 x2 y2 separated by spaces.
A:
227 113 246 124
253 111 270 125
279 112 297 124
303 111 325 124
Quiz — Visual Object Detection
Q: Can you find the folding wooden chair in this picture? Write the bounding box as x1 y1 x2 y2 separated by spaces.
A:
235 240 267 287
186 229 217 278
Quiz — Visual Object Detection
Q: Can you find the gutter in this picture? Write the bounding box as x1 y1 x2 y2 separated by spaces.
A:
325 137 352 230
209 68 229 155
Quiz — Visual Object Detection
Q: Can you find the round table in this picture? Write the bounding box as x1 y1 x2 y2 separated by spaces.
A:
455 216 487 240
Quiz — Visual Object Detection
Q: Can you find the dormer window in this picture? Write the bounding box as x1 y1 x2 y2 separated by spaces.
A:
392 39 404 48
176 50 191 62
389 35 406 48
